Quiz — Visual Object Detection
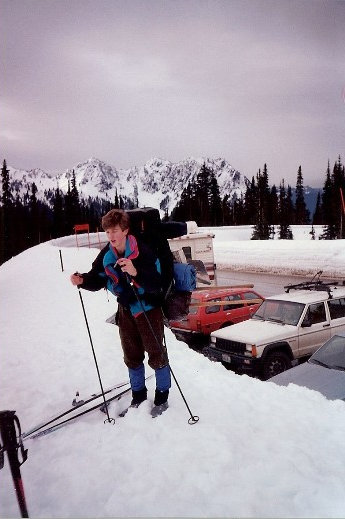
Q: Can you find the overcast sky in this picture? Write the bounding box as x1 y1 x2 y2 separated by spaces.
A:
1 0 344 187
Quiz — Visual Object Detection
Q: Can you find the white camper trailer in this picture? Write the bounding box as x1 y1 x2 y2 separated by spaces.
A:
168 223 216 287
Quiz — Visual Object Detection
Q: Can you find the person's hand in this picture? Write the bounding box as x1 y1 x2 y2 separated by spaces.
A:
70 272 84 286
116 258 137 277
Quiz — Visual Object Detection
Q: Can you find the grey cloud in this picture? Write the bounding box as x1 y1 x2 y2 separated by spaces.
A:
1 0 344 185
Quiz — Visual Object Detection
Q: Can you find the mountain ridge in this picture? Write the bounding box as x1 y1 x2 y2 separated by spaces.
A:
3 156 320 216
5 156 248 214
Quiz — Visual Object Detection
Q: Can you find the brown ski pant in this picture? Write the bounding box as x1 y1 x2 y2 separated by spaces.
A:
117 305 168 370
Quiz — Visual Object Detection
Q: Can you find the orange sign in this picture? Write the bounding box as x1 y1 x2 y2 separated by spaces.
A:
74 223 90 248
74 224 89 232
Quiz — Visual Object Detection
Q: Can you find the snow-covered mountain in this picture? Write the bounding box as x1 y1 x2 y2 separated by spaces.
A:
5 157 247 214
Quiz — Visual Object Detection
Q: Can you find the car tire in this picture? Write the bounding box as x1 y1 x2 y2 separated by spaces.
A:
261 351 291 380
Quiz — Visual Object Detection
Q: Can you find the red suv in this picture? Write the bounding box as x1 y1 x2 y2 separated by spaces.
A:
170 287 264 345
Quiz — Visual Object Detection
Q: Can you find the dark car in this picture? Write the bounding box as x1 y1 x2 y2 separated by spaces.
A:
269 332 345 401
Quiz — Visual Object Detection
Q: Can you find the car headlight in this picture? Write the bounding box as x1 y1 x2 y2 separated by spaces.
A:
245 344 257 357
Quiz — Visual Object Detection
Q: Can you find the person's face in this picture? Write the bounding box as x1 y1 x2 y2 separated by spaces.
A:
106 225 128 251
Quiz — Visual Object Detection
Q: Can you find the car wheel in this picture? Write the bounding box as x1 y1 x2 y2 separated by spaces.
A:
261 351 291 380
186 337 207 351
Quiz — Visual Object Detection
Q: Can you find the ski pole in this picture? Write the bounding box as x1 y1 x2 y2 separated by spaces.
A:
0 411 29 518
77 287 115 425
59 249 64 272
126 275 199 425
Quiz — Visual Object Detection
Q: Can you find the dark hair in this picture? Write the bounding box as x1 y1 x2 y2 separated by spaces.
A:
101 209 130 231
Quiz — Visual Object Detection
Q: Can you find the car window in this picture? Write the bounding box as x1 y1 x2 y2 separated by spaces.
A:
243 292 259 301
243 292 260 305
328 298 345 320
302 302 327 325
253 300 304 324
278 303 303 325
205 298 221 314
188 298 199 315
223 294 242 311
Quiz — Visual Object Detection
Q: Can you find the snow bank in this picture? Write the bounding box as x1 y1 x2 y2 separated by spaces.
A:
1 230 345 518
201 225 345 278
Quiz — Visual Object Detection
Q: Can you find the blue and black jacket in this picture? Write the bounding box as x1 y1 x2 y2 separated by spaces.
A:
80 234 166 317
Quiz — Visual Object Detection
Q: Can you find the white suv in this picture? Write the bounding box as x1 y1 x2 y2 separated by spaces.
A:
208 282 345 380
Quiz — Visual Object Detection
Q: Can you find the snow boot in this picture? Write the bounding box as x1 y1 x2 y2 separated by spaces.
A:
151 390 169 418
130 387 147 407
154 389 169 406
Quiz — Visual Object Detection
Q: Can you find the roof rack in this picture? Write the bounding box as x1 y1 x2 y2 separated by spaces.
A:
284 280 343 299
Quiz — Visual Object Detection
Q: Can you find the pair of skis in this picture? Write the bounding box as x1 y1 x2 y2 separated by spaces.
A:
22 377 152 440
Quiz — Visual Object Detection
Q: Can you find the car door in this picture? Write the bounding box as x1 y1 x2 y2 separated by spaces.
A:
223 293 244 324
298 302 331 357
243 291 263 320
327 297 345 334
204 298 222 333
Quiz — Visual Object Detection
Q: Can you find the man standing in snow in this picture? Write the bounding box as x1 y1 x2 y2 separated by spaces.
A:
70 209 171 412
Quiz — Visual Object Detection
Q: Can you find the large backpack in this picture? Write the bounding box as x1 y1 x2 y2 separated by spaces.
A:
126 207 196 321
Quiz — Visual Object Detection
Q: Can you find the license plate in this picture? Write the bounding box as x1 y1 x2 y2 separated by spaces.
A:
222 354 231 363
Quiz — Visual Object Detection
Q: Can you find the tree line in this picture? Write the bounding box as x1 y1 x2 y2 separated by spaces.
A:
0 156 344 264
0 163 136 264
171 157 344 240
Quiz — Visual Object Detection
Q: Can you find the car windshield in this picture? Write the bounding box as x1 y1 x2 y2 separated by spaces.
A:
309 334 345 370
252 300 305 325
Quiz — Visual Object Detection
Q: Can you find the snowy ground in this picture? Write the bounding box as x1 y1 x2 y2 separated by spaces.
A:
1 226 345 518
204 225 345 278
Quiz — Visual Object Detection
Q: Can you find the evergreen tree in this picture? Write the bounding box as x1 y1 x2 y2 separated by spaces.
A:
195 164 211 225
12 186 27 256
64 174 81 234
0 159 13 262
295 166 310 224
243 177 257 224
64 180 73 235
278 180 293 239
52 186 64 238
312 192 322 225
70 170 81 224
1 159 12 208
171 164 223 226
251 165 272 239
233 194 245 225
221 194 232 225
286 185 295 223
114 189 119 209
269 185 279 225
209 171 223 225
320 161 335 238
171 181 194 222
319 158 345 239
331 156 345 238
27 182 39 246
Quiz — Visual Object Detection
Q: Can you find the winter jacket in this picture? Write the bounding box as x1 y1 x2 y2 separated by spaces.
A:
80 234 164 316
